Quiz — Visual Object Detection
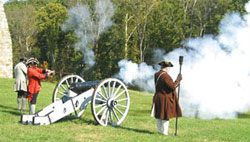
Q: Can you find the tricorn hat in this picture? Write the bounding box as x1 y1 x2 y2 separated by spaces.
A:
20 57 27 62
158 61 174 67
26 57 39 65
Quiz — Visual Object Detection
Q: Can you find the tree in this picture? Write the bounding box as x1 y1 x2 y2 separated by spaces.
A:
35 2 68 69
136 0 158 62
4 2 37 64
5 0 249 81
146 0 184 57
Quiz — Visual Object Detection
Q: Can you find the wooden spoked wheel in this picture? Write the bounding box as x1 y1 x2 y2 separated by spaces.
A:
52 75 85 117
91 78 130 126
52 75 85 102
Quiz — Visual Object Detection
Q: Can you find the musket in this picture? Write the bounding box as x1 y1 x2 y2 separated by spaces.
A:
175 56 183 136
47 71 73 76
54 71 73 75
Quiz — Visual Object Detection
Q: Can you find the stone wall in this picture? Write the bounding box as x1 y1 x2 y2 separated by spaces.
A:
0 0 13 78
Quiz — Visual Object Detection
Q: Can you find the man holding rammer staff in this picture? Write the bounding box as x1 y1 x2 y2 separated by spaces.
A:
152 61 182 135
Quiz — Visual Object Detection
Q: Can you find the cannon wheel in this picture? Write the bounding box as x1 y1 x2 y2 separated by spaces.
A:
52 75 85 117
91 78 130 126
52 75 85 102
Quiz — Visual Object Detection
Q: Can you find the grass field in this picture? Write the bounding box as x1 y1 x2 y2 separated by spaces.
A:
0 78 250 142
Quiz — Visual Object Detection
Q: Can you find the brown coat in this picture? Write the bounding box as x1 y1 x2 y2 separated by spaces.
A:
153 70 182 120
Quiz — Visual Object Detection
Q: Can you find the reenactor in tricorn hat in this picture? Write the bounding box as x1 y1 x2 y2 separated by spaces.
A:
26 57 55 115
14 57 28 111
151 60 182 135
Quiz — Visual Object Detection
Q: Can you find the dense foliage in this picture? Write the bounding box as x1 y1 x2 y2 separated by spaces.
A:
4 0 248 80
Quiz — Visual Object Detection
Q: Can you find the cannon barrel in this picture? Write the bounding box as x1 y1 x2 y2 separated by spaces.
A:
70 80 101 93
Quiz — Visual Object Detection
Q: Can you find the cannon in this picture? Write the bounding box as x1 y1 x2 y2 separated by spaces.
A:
21 75 130 126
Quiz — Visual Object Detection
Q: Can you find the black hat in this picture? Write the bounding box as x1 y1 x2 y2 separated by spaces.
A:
20 57 27 62
158 61 174 67
20 58 25 62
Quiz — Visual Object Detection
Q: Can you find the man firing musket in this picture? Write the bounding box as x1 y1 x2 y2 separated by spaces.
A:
151 58 183 136
26 57 55 115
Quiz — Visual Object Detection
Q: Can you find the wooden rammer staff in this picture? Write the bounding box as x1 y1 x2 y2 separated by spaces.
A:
175 56 183 136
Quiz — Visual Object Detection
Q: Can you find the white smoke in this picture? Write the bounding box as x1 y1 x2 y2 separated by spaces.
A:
117 60 155 92
61 0 115 67
117 2 250 119
95 0 115 35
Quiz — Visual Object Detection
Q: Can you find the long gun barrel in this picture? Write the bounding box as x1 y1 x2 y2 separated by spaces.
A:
55 71 72 75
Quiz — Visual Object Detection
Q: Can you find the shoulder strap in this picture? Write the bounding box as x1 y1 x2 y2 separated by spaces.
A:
155 72 165 87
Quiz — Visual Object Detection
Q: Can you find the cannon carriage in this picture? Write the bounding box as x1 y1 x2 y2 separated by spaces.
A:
21 75 130 126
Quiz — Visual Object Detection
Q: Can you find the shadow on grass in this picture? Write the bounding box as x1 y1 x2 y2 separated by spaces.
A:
238 113 250 119
116 126 154 134
56 116 154 135
78 117 155 134
56 115 78 122
54 115 96 125
0 104 18 111
59 116 154 135
79 118 96 125
0 104 23 116
1 110 22 116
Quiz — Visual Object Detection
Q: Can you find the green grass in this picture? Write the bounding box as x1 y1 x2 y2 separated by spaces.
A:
0 78 250 142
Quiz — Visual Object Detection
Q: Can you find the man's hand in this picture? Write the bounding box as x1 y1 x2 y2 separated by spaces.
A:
47 70 55 76
175 73 182 82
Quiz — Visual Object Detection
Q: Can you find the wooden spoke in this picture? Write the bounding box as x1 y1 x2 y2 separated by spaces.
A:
102 85 108 98
114 106 124 116
111 81 116 97
117 98 128 102
114 90 126 100
116 104 127 108
91 78 130 126
65 80 70 88
97 91 107 100
58 91 67 96
112 84 122 98
60 85 67 91
112 108 120 121
97 106 107 116
95 103 106 109
95 98 106 103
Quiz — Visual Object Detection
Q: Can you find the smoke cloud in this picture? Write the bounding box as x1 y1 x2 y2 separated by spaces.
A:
117 2 250 119
117 60 155 92
61 0 115 67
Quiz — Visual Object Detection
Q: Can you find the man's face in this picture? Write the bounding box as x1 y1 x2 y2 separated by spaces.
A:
31 64 37 68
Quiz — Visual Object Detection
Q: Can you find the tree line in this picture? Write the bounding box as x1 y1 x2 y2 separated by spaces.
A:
4 0 248 81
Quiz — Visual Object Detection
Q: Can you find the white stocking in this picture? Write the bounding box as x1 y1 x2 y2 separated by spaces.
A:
162 120 169 135
30 104 36 115
156 119 162 134
22 98 26 111
17 98 21 110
